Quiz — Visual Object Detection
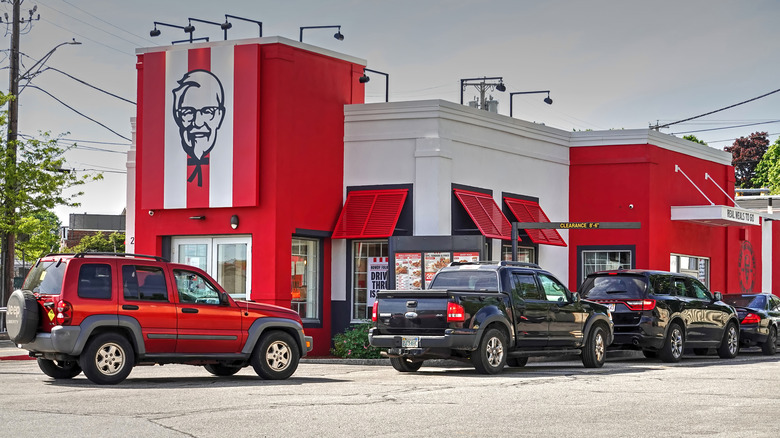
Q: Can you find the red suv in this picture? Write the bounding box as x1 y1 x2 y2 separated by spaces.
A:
6 253 312 384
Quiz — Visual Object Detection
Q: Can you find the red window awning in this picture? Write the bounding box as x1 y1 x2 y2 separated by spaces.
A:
332 189 408 239
504 198 567 247
453 189 513 240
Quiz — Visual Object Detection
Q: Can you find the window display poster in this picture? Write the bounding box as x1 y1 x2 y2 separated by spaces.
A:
395 253 422 290
367 257 389 307
453 252 480 263
425 252 451 288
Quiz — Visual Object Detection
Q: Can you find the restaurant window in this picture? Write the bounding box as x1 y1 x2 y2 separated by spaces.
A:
291 238 320 321
670 254 709 287
582 250 632 279
501 245 536 264
352 240 388 321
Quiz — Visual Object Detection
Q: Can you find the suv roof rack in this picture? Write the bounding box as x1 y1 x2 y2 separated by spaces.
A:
65 252 169 262
449 260 541 269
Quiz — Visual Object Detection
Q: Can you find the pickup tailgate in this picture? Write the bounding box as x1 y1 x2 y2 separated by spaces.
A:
374 290 450 335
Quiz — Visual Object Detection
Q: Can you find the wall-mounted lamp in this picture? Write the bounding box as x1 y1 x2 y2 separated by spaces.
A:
148 210 155 217
460 76 506 110
189 215 206 220
150 21 195 43
224 14 263 37
509 90 553 118
359 68 389 103
230 215 239 230
299 25 343 42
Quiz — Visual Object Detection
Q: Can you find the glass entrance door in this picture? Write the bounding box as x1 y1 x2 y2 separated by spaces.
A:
172 236 251 300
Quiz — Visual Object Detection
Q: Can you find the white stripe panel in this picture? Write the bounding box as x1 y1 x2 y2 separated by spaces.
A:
209 45 235 208
164 50 189 209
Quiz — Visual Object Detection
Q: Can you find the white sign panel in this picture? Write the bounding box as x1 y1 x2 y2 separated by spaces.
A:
367 257 389 307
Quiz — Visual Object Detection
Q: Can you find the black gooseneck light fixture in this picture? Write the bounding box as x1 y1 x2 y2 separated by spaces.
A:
299 25 343 42
150 21 196 43
509 90 553 118
188 17 228 40
224 14 263 37
359 68 390 103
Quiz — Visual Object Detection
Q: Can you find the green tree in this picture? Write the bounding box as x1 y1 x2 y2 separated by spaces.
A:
682 135 708 145
69 231 125 254
16 211 61 262
724 132 769 188
753 137 780 194
1 92 99 301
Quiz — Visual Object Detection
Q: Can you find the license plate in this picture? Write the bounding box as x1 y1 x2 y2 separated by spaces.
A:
606 304 615 312
401 337 420 348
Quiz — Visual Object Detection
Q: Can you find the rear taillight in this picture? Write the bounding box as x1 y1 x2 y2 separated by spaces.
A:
624 299 656 311
447 302 465 322
55 300 72 325
741 313 760 324
371 301 378 322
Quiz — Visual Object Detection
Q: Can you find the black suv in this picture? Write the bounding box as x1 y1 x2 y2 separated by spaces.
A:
579 270 739 362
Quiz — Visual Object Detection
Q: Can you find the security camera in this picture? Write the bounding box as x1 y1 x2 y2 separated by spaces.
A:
629 204 634 209
148 210 155 216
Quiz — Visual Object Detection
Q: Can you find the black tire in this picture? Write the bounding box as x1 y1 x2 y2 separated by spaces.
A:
390 357 423 372
642 350 658 359
761 326 777 356
506 357 529 368
78 333 135 385
6 290 39 344
659 323 684 363
717 322 739 359
693 348 709 356
582 324 607 368
471 328 507 375
37 358 82 379
204 364 243 376
251 331 300 380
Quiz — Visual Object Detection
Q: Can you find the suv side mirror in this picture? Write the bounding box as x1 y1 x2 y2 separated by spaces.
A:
713 291 722 302
570 292 580 303
219 292 229 305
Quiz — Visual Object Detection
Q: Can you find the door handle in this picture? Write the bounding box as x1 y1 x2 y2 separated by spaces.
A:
182 308 199 314
122 305 139 310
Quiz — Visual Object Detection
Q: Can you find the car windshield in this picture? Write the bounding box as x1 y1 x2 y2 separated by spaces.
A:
580 275 648 299
429 271 499 291
723 294 766 310
22 260 67 295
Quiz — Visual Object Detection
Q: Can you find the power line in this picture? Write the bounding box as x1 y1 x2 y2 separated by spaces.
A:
36 0 148 48
60 0 157 46
652 88 780 130
707 132 780 144
27 85 132 142
671 119 780 135
40 16 131 57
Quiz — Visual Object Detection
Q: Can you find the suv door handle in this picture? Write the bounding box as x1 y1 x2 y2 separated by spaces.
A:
181 308 199 314
122 305 139 311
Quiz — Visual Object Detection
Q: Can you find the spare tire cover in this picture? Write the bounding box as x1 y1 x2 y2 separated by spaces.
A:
6 290 39 344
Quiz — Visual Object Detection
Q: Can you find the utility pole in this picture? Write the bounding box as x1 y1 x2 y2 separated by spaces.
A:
1 0 21 307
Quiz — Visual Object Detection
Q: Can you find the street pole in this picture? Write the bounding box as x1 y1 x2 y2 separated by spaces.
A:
1 0 21 306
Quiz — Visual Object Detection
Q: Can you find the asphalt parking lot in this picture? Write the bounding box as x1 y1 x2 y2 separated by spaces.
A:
1 338 779 438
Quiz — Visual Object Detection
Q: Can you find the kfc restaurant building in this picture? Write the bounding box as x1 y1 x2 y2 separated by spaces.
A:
127 37 779 355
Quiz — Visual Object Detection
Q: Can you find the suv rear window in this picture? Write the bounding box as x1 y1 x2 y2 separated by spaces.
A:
580 275 648 299
22 261 66 295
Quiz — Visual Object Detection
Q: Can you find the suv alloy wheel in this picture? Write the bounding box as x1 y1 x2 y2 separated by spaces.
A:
471 328 507 374
251 331 300 380
79 333 136 385
660 323 684 363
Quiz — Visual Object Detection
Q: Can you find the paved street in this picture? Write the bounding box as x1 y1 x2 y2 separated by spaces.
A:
1 343 778 438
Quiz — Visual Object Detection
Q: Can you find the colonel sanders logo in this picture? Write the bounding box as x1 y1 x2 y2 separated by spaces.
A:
172 70 225 187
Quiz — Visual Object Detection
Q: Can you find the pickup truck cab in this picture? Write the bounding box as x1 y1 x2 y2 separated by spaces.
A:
369 261 613 374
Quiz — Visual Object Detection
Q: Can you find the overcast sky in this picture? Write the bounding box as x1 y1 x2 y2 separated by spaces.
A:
2 0 778 225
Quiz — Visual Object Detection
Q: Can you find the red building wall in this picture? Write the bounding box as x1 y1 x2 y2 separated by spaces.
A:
569 143 762 294
135 41 365 355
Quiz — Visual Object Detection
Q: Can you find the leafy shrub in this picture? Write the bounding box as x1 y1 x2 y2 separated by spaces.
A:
330 323 384 359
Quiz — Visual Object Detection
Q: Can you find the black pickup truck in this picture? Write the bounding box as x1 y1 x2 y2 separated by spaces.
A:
368 261 614 374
